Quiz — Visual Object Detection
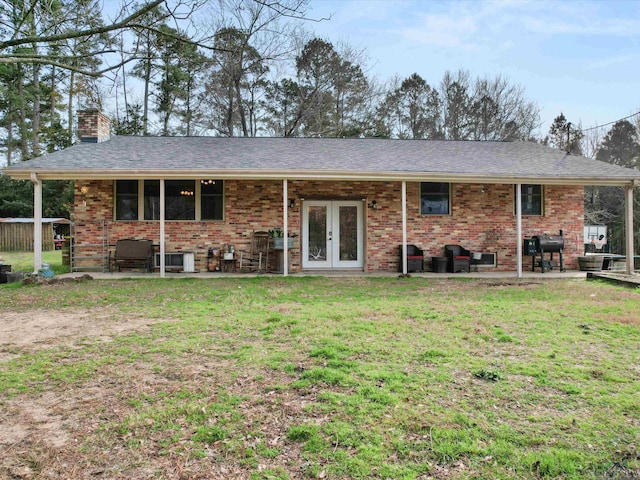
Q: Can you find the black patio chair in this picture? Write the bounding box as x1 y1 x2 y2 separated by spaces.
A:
444 244 471 273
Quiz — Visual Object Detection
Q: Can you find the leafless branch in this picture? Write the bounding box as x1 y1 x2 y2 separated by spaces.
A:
0 0 164 51
0 55 139 77
253 0 330 22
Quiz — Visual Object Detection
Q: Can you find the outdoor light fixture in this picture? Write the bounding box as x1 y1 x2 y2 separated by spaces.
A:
79 185 89 207
370 199 378 210
289 198 296 208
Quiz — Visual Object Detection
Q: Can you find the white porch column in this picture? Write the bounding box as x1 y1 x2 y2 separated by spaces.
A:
401 181 407 275
160 179 166 278
31 173 43 274
624 183 635 275
283 179 289 277
516 183 523 278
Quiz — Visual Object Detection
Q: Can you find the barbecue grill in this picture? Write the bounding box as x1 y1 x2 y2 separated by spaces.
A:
525 230 565 273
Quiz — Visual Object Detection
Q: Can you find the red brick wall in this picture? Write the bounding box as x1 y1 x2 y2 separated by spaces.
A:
77 109 111 143
72 180 584 272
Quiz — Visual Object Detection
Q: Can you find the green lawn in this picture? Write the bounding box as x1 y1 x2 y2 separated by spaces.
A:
0 277 638 479
0 249 67 274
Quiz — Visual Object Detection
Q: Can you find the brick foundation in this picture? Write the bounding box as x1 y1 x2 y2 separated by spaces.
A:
72 180 584 272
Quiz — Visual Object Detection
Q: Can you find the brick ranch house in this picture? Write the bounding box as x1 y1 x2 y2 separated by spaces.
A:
3 109 639 277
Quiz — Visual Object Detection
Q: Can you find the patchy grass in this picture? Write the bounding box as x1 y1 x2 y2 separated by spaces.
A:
0 277 639 479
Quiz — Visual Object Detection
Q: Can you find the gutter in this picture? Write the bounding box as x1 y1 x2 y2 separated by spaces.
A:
4 168 640 187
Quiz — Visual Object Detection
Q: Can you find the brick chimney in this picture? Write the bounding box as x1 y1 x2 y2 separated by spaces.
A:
77 109 111 143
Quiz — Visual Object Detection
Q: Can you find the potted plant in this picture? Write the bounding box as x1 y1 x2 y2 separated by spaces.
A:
269 228 295 249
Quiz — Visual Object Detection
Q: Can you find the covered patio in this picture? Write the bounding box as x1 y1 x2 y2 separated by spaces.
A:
2 111 639 279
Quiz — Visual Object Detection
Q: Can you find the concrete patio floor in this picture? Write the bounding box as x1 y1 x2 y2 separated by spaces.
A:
60 269 593 280
52 269 640 289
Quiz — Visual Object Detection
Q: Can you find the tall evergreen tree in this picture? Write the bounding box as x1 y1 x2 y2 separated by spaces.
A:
441 70 472 140
588 120 640 253
203 27 266 137
547 113 583 153
152 25 201 136
595 120 640 168
376 73 441 139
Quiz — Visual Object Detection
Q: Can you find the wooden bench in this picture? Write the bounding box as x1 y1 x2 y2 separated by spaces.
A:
109 239 154 272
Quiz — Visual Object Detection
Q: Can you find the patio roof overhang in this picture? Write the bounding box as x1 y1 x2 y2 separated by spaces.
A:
5 168 639 187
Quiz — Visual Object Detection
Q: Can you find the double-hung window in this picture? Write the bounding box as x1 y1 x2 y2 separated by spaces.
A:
421 182 450 215
115 180 224 221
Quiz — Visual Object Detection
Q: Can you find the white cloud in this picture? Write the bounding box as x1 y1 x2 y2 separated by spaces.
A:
394 0 640 51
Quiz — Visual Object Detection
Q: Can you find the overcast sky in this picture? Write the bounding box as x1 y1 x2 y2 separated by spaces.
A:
305 0 640 136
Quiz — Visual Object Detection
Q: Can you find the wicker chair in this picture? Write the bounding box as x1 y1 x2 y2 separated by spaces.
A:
398 244 424 272
444 244 471 273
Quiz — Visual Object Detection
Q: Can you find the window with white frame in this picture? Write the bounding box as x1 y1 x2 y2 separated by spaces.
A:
115 180 224 221
421 182 450 215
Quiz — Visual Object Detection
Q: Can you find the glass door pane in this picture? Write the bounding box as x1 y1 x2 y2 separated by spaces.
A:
308 205 328 263
338 206 358 261
302 200 362 270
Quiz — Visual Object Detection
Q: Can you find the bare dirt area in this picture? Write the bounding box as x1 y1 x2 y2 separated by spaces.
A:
0 309 162 359
0 308 312 480
0 310 186 479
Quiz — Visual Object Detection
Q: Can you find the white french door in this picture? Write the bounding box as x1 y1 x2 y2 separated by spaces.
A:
302 200 364 270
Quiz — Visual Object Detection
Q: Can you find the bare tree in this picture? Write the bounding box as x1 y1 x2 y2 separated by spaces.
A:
469 75 539 141
198 0 307 136
580 124 606 160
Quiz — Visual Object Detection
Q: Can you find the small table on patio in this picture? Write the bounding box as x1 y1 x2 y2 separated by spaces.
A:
220 254 237 273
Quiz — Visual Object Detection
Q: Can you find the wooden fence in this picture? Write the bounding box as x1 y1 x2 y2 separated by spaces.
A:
0 223 55 251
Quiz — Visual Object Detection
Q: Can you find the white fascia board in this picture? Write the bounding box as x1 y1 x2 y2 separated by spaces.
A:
3 168 640 187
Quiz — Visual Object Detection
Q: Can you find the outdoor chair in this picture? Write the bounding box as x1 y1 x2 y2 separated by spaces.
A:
239 231 271 272
398 244 424 272
109 239 154 272
444 244 471 273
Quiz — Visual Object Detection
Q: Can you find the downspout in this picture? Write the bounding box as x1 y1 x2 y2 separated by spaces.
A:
30 172 43 274
160 179 165 278
624 182 635 275
402 181 407 275
516 183 523 278
283 179 288 277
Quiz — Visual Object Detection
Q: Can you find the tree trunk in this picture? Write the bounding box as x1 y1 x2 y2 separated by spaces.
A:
50 66 57 127
17 64 30 161
6 110 13 166
32 60 41 156
226 86 234 137
142 51 151 135
234 79 248 137
163 110 170 136
68 70 75 144
120 34 130 127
